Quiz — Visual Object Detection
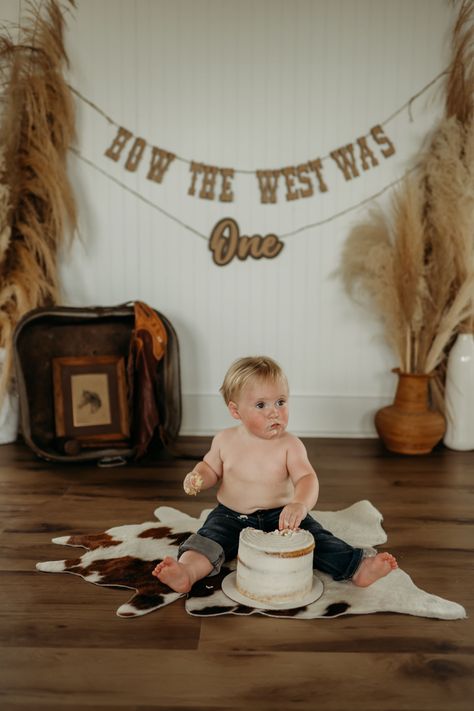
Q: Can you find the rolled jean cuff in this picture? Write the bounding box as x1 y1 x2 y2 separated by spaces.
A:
178 533 225 575
346 548 366 580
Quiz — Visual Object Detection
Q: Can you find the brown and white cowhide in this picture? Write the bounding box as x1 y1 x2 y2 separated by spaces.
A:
36 500 466 620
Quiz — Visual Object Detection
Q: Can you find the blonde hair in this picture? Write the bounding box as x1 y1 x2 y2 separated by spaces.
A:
220 356 287 404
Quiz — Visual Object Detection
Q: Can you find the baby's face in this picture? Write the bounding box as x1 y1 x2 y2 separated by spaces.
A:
230 377 289 439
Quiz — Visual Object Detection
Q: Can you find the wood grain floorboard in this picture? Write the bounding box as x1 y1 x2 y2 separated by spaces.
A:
0 438 472 710
0 648 472 710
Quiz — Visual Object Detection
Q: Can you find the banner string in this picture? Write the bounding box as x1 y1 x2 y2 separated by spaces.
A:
70 147 209 241
70 146 415 240
280 169 416 238
69 68 444 240
69 67 447 175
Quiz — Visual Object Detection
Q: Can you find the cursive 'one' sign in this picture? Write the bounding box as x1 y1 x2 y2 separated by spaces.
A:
209 218 284 266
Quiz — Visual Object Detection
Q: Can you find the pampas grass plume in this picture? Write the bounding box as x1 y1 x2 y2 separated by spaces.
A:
341 1 474 379
0 0 77 405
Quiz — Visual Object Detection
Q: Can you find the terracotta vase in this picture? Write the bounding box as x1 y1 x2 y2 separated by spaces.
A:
374 369 446 455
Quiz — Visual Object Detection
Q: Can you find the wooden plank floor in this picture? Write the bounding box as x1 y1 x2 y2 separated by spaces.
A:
0 437 472 710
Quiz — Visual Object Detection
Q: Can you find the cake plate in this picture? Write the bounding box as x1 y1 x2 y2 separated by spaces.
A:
221 572 324 610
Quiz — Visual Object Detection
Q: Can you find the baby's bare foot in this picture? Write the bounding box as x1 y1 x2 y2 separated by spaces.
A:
352 552 398 587
152 556 192 593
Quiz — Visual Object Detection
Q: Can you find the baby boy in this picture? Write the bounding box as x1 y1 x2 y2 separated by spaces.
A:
153 355 397 592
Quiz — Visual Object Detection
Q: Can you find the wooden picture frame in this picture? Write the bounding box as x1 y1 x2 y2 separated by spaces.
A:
52 355 130 446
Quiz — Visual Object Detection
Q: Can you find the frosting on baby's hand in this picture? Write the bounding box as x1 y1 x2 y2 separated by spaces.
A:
183 472 203 496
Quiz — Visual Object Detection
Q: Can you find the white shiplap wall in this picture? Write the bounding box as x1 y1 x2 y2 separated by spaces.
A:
2 0 452 435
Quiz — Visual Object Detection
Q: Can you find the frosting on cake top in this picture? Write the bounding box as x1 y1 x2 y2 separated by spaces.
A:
239 527 314 554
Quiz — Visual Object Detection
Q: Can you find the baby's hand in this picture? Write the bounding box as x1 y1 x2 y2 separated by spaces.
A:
279 502 307 531
183 471 204 496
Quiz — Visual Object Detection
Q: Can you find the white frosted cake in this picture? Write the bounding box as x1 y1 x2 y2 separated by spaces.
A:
236 527 315 605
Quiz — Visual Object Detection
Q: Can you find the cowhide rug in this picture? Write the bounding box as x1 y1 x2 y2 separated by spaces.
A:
36 500 466 620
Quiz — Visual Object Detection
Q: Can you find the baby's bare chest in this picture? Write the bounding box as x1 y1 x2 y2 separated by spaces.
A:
222 440 288 481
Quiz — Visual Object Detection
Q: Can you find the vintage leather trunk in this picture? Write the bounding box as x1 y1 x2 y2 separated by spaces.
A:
13 303 182 463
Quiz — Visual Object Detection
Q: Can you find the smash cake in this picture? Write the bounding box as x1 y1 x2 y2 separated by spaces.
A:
234 527 316 605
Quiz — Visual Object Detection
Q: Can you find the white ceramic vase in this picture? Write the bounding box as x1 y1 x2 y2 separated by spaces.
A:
443 333 474 451
0 347 19 444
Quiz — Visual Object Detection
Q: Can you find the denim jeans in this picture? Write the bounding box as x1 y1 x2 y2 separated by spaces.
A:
178 503 364 581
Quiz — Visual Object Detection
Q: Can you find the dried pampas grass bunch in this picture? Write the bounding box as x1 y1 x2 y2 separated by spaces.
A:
0 0 77 406
340 0 474 377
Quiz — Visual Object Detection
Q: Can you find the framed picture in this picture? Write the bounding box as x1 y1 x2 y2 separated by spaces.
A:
52 355 130 446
